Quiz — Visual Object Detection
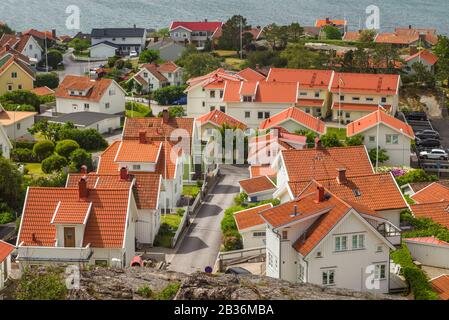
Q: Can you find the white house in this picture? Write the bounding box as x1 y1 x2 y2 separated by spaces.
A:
0 240 15 290
346 110 415 167
90 27 147 58
128 61 184 93
16 177 137 268
0 124 12 158
55 76 126 115
329 72 401 124
404 50 439 75
169 21 223 48
0 107 36 141
0 34 43 64
234 203 273 249
239 175 277 203
261 181 397 294
405 237 449 269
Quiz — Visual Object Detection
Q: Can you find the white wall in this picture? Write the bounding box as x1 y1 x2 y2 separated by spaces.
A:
0 255 12 290
21 36 42 62
405 240 449 269
0 126 11 158
90 45 117 59
3 115 35 140
86 117 121 134
241 226 266 249
265 226 280 279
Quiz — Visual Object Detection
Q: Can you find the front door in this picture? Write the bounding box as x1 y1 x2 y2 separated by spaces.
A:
64 227 76 247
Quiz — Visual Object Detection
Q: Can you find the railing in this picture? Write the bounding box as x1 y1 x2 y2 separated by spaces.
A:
17 243 92 262
171 207 189 248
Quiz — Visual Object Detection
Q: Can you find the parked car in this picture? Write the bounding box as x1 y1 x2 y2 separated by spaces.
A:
419 149 448 160
225 267 252 275
405 112 428 121
416 130 440 140
36 65 53 72
416 137 441 148
129 50 138 58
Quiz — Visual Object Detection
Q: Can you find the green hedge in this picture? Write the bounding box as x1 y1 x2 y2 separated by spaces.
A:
391 244 439 300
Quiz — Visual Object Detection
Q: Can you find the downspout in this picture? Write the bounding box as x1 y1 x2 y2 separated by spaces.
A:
272 227 282 280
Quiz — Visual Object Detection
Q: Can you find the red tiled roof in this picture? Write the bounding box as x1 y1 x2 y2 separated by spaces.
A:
330 72 400 95
431 275 449 300
23 29 56 41
187 68 242 91
405 237 449 247
411 183 449 204
342 31 362 42
297 99 324 108
234 204 273 231
237 68 266 81
170 21 223 32
51 201 91 224
140 63 168 82
266 68 333 89
239 175 277 195
0 240 14 262
375 28 438 46
223 81 298 104
157 61 180 73
250 165 276 178
315 19 347 28
18 187 131 248
97 142 121 175
244 28 264 40
0 51 34 79
332 102 392 112
259 107 325 134
411 201 449 230
55 76 114 102
31 86 55 96
281 146 374 182
289 173 407 212
115 140 162 163
122 117 194 141
347 110 415 139
196 109 247 130
405 50 439 66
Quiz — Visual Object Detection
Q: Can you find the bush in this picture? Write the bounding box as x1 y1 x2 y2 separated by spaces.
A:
223 230 243 251
24 172 68 188
15 267 68 300
33 140 55 161
369 148 389 165
59 128 108 151
69 148 93 172
176 208 185 216
115 59 125 69
107 56 121 68
11 148 37 163
137 285 153 298
55 139 80 158
320 132 343 147
41 154 68 174
139 49 159 63
154 282 180 300
0 90 41 112
0 212 14 224
34 72 59 89
13 140 36 150
395 169 438 186
234 192 247 206
46 50 63 69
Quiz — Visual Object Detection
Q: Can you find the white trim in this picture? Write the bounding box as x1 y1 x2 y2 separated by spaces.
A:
122 182 135 249
50 201 62 224
16 187 30 247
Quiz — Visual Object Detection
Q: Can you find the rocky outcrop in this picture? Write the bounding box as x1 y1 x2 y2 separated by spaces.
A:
68 268 404 300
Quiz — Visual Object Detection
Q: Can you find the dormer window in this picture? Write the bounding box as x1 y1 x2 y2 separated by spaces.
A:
242 95 253 102
132 164 141 171
70 91 75 95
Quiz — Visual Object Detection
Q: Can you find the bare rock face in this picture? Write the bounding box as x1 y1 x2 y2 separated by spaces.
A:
68 268 404 300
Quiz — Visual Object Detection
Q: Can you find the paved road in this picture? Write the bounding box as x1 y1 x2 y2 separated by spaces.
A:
167 165 249 274
56 49 106 80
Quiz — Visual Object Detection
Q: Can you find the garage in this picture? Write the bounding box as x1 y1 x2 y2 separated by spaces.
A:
49 111 121 134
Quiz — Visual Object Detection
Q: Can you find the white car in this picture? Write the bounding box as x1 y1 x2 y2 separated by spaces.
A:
129 50 138 58
419 149 449 160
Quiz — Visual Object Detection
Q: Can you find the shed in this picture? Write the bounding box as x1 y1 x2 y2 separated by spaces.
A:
49 111 121 134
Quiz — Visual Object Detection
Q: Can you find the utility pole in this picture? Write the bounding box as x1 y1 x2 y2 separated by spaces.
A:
45 33 49 73
240 17 243 60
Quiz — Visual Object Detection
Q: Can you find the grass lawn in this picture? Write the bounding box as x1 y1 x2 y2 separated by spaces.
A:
125 109 147 118
182 185 200 198
326 127 347 140
213 50 238 57
155 214 182 248
24 163 46 177
126 102 152 118
225 58 245 70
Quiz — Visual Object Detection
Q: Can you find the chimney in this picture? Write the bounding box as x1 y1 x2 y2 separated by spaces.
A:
162 109 169 124
205 19 208 22
315 185 325 203
292 205 298 217
80 165 88 175
79 177 88 200
5 44 10 51
52 29 57 39
120 167 129 180
326 17 330 24
314 137 322 149
337 168 347 185
139 130 147 144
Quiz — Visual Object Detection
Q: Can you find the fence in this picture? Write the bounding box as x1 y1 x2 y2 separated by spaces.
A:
171 207 189 248
217 246 266 272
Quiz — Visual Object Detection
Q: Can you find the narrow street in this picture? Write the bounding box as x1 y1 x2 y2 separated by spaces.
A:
56 48 106 80
167 165 249 274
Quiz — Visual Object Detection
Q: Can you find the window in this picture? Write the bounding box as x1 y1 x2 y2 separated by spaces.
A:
29 44 33 50
282 230 288 240
376 245 383 253
316 251 322 258
17 123 21 130
352 97 360 101
210 90 215 98
345 112 351 118
143 72 148 78
374 264 386 280
335 235 348 251
109 88 116 96
298 264 305 282
386 134 399 145
258 112 264 119
305 108 311 114
299 92 307 96
366 97 374 102
315 91 320 98
132 164 141 170
322 270 335 286
220 106 226 113
18 85 22 90
245 111 250 118
352 234 365 250
105 102 110 109
7 84 13 91
11 72 17 78
70 91 75 95
381 97 387 103
84 103 90 110
369 136 376 142
243 95 253 102
253 231 266 237
264 112 270 119
210 106 215 111
268 252 274 268
339 95 345 101
202 101 205 107
220 90 224 98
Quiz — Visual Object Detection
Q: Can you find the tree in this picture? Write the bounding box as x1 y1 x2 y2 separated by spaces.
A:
28 120 75 142
69 38 91 53
281 44 327 69
33 140 55 161
409 62 436 88
0 90 41 112
152 85 187 105
46 49 63 69
0 157 23 211
181 53 222 80
139 49 160 63
244 50 287 68
217 15 251 51
345 134 364 146
34 72 59 89
369 148 389 165
372 44 401 73
287 23 304 43
434 36 449 85
41 154 68 174
320 132 343 147
157 106 185 118
0 22 14 38
55 139 80 158
69 148 93 172
359 30 377 43
59 128 108 151
322 25 342 40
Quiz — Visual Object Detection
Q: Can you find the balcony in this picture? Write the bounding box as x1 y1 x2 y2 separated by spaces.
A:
17 243 93 263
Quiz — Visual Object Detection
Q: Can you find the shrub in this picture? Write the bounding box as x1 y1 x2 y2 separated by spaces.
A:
69 148 93 172
24 172 68 188
223 230 243 251
55 139 80 158
41 154 68 174
115 59 125 69
139 50 159 64
15 267 68 300
33 140 55 161
396 169 438 186
152 85 187 105
11 148 37 163
35 72 59 89
176 208 185 217
107 56 121 68
154 283 180 300
0 90 41 112
46 49 63 69
369 148 389 165
320 132 343 147
0 212 14 224
13 140 36 150
137 285 153 298
234 192 247 206
59 128 108 151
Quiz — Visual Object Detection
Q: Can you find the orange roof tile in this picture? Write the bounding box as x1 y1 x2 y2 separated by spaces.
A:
51 201 91 224
97 141 121 175
431 275 449 300
259 107 325 134
411 201 449 230
234 204 273 231
223 81 298 104
0 110 36 126
156 61 180 73
196 109 247 130
55 76 114 102
315 19 347 28
122 117 194 141
31 86 55 96
297 99 324 108
267 68 333 89
281 146 374 182
375 28 438 46
347 110 415 139
411 183 449 204
332 102 392 112
0 240 14 262
239 176 277 195
18 187 131 248
23 29 56 41
115 140 162 163
237 68 266 81
250 165 276 178
405 50 439 65
342 31 362 42
330 72 400 96
405 237 449 247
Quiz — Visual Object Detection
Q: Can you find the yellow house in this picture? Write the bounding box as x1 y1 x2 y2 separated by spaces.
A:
0 50 35 95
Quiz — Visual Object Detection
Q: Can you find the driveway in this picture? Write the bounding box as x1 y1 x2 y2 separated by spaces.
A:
56 49 106 80
167 165 249 274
